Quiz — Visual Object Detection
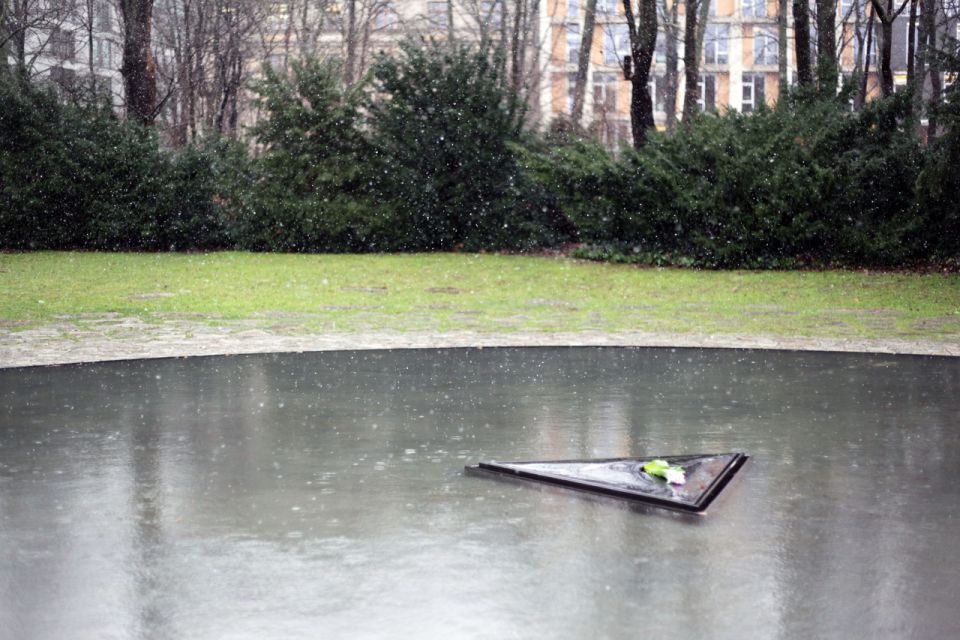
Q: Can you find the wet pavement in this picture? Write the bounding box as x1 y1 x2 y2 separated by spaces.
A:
1 347 959 638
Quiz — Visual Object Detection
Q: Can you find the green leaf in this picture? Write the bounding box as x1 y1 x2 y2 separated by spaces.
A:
642 459 686 485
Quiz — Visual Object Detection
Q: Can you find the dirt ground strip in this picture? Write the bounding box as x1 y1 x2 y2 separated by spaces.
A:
1 314 957 368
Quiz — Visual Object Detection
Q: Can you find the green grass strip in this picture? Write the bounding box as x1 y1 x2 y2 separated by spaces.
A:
1 252 958 340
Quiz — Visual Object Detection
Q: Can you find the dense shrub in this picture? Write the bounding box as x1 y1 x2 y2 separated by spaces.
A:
532 94 926 268
916 44 960 262
0 77 228 250
367 43 571 251
2 49 956 266
228 59 389 252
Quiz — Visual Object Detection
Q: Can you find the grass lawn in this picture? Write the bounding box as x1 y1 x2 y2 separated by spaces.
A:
1 251 959 341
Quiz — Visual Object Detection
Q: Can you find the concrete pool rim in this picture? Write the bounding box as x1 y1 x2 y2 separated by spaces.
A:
2 330 958 368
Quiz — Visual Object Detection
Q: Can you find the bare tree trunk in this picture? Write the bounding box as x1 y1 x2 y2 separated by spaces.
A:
870 0 910 97
793 0 813 85
120 0 158 124
510 0 526 91
815 0 837 95
681 0 701 122
571 0 596 126
344 0 357 84
858 2 874 105
446 0 455 41
906 0 917 84
778 0 788 89
920 0 938 136
624 0 657 147
663 0 679 130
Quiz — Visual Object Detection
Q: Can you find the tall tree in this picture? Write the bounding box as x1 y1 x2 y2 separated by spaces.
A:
120 0 158 124
659 0 680 129
869 0 911 96
778 0 788 89
623 0 658 147
681 0 710 122
793 0 813 85
815 0 837 94
571 0 597 127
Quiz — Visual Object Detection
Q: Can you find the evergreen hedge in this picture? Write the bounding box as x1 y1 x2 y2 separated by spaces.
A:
1 53 957 266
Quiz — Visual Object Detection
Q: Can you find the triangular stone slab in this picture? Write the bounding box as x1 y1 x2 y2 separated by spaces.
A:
466 453 748 513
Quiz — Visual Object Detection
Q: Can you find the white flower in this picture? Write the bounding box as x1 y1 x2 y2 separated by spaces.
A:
664 467 685 485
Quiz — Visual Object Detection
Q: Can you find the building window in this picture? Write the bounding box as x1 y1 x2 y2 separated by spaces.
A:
742 73 765 112
854 32 876 67
267 53 286 71
654 29 666 64
375 1 400 30
905 11 921 66
48 65 77 93
322 8 343 32
94 37 112 67
94 1 111 31
754 30 778 65
480 0 503 28
603 24 629 65
568 0 579 16
743 0 766 17
650 74 666 112
51 0 76 16
567 23 581 65
51 28 75 60
592 71 618 112
698 74 716 111
597 0 617 15
567 71 579 113
427 1 448 30
704 24 729 64
709 0 717 16
268 3 289 31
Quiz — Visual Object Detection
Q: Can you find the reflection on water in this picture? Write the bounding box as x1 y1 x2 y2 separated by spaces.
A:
1 348 958 639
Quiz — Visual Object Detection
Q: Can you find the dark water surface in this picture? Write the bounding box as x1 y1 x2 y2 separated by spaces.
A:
1 348 958 639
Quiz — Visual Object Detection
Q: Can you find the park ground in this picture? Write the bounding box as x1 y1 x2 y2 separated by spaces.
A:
1 251 959 366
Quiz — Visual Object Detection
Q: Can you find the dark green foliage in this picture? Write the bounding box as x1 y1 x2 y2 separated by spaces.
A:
229 59 388 252
916 41 960 261
367 42 570 251
533 95 925 268
0 76 228 250
1 47 956 266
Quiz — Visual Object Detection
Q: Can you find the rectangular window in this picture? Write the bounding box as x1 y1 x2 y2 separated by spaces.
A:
567 71 579 113
654 29 666 64
48 65 76 92
480 0 503 28
51 28 75 60
268 3 289 31
322 8 343 32
375 1 400 30
709 0 717 16
592 71 618 112
854 31 876 67
754 30 777 65
704 24 729 64
603 24 629 65
51 0 76 15
568 0 579 16
698 74 716 111
597 0 617 14
94 37 112 67
567 23 581 65
94 1 111 31
650 74 666 112
905 13 921 66
428 1 448 29
742 73 765 112
743 0 766 16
